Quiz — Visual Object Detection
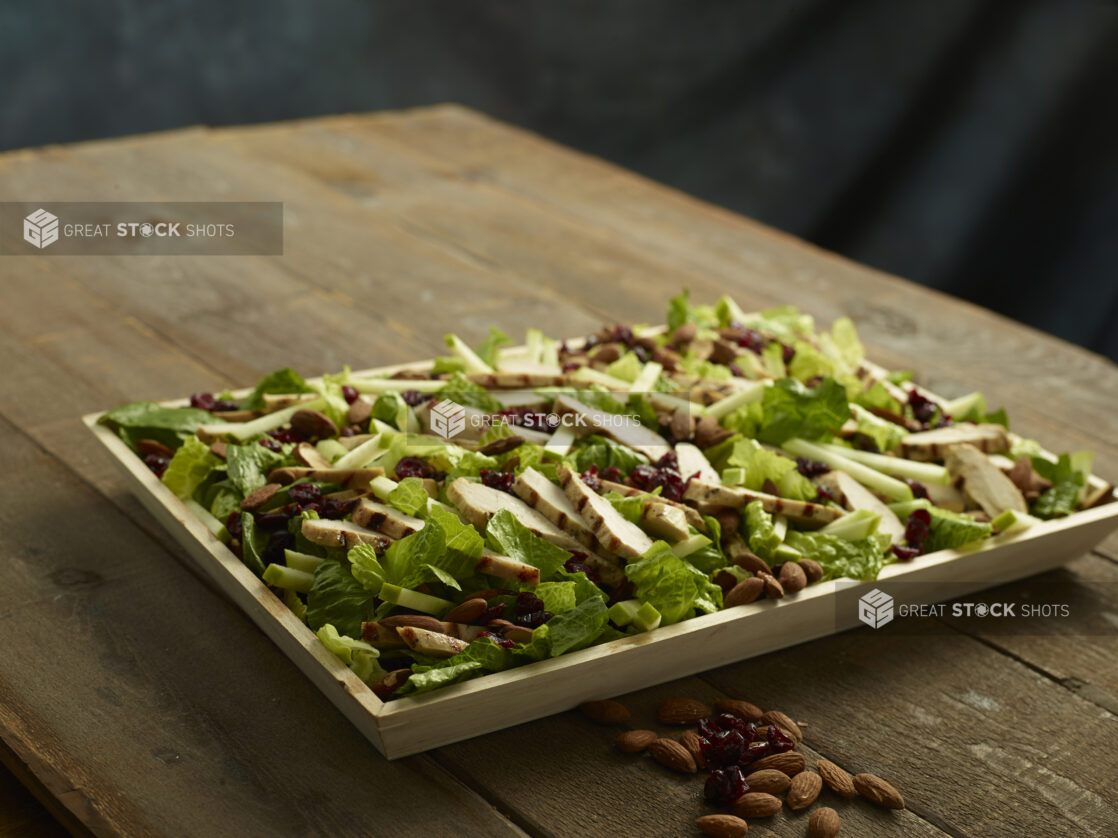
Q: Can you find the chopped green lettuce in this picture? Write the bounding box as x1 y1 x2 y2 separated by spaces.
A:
667 289 719 331
306 560 377 637
99 401 212 449
485 509 569 580
921 508 994 552
724 438 814 500
757 377 849 445
161 436 220 499
1031 453 1091 519
316 624 384 684
572 435 648 475
241 367 314 411
398 637 515 696
387 477 429 516
605 351 644 383
784 530 891 581
476 327 512 368
225 442 285 496
535 581 578 614
436 372 502 412
544 590 609 656
744 500 782 560
383 517 477 590
624 541 720 625
239 512 268 577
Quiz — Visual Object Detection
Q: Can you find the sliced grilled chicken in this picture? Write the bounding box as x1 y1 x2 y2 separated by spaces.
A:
477 548 541 585
599 479 707 530
923 481 968 512
557 467 654 559
553 394 671 461
359 622 406 649
675 442 720 483
946 444 1028 516
293 442 334 470
262 393 319 412
684 479 843 528
300 519 392 551
513 467 597 548
363 620 488 644
268 466 384 492
901 423 1009 461
640 502 690 542
396 626 469 658
816 470 905 541
351 499 425 540
446 478 585 553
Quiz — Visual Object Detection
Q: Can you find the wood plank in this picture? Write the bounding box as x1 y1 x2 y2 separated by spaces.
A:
0 755 71 838
0 413 523 838
701 623 1118 836
433 675 951 838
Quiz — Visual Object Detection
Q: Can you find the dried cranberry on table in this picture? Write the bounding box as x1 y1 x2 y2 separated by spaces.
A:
704 766 749 805
766 724 795 754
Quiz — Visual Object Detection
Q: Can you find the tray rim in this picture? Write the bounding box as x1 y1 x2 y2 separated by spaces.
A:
83 350 1118 756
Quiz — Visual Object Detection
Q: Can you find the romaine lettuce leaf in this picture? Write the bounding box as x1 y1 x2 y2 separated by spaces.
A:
476 327 512 368
724 438 813 499
387 477 429 517
1030 453 1089 519
624 541 703 625
572 435 648 474
830 317 865 368
757 377 849 445
225 442 285 496
383 517 475 590
921 508 993 552
241 367 314 411
427 504 484 567
485 509 569 580
544 593 609 656
535 580 578 613
667 289 719 331
437 372 502 412
306 560 377 637
744 500 781 560
316 624 384 684
99 401 212 450
239 512 268 577
605 352 644 383
784 530 891 581
161 436 220 499
347 544 387 594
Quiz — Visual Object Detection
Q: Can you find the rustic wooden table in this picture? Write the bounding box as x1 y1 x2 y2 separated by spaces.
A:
1 105 1116 838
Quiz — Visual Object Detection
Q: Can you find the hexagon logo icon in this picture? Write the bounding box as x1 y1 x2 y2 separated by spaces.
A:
24 208 59 249
429 399 466 440
858 588 894 629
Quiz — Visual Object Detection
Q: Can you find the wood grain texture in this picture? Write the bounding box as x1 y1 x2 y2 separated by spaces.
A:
0 104 1116 836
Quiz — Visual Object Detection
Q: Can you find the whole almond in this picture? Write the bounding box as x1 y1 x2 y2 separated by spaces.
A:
809 807 841 838
614 729 657 753
443 598 488 624
731 549 770 576
733 792 781 819
657 697 712 725
378 614 445 632
743 768 790 795
749 751 805 777
291 408 338 439
760 710 803 743
241 482 282 511
798 558 824 583
579 699 630 725
680 729 706 769
346 398 373 426
714 698 764 723
760 573 784 599
817 759 857 798
778 561 807 593
787 770 822 810
695 814 749 838
724 577 765 608
854 773 905 809
648 738 697 773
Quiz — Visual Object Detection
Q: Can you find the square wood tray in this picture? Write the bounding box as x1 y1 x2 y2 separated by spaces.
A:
84 356 1118 759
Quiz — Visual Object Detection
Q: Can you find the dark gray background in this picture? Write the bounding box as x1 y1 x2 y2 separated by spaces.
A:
3 1 1116 360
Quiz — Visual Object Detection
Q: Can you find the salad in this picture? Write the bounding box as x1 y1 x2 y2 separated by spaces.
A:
99 292 1110 699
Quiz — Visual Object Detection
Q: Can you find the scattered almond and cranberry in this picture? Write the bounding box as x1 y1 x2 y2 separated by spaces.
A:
586 694 907 835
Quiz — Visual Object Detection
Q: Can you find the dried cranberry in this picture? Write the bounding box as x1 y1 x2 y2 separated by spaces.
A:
732 328 767 354
517 609 553 629
143 453 170 477
190 392 216 410
268 428 304 444
254 511 289 530
480 605 508 624
563 558 601 583
264 531 294 564
580 465 602 492
322 497 355 520
401 389 426 407
225 512 243 540
478 631 516 649
766 724 795 755
782 344 796 364
628 464 659 492
704 766 749 806
701 729 747 770
907 390 938 426
796 457 831 478
213 399 240 412
395 457 435 480
850 432 880 453
632 344 651 364
606 580 634 605
339 426 355 437
259 437 282 452
608 324 634 346
904 508 933 552
480 469 516 493
814 485 840 505
740 741 770 765
561 361 582 373
891 544 920 561
905 479 928 498
804 375 824 389
600 465 623 483
514 592 545 617
728 363 745 378
341 385 359 404
288 483 323 506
